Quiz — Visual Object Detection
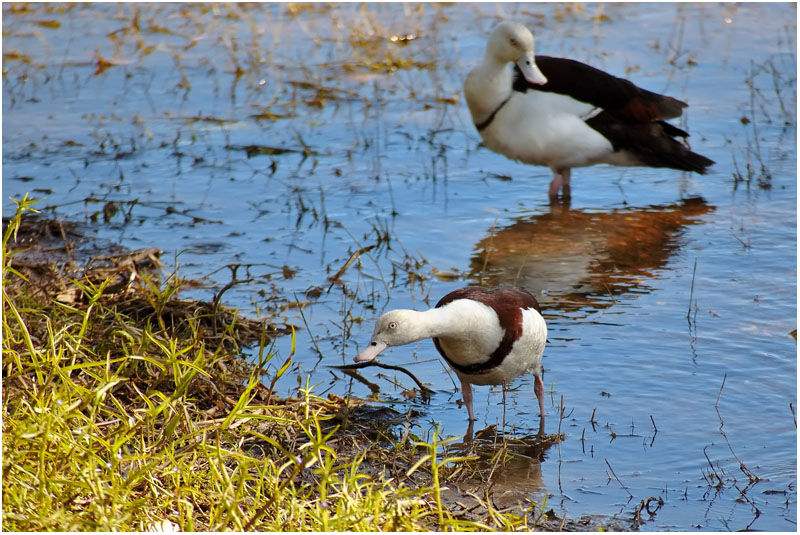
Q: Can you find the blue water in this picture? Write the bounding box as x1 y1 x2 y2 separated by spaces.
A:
3 3 795 530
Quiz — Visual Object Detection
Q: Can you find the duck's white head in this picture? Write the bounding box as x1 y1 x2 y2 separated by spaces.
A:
354 309 429 363
486 21 547 86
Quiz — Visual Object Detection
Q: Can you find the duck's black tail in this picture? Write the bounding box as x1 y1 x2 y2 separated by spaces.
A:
586 112 714 174
671 146 715 174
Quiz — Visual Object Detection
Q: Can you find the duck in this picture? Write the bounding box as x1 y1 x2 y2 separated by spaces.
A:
463 21 714 200
354 286 548 425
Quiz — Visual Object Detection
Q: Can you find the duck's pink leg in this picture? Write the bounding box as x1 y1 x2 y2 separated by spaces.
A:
534 373 545 419
562 168 571 199
460 378 475 421
502 382 508 429
548 168 572 200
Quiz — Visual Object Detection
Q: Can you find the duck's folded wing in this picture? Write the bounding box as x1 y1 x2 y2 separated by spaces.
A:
514 56 686 123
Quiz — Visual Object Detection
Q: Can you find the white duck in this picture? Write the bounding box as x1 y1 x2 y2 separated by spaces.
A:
464 21 713 200
354 286 548 424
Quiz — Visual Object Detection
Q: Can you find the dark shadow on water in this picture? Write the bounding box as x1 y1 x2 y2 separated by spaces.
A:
470 197 715 313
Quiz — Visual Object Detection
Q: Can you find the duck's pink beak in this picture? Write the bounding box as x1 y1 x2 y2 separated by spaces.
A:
517 53 547 85
354 340 388 363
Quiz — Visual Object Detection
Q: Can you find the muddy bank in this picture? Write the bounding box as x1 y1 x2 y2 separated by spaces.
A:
4 214 293 349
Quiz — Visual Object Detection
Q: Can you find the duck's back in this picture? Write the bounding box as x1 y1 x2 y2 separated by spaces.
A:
432 287 546 385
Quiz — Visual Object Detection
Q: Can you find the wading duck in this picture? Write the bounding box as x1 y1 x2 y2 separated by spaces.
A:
463 21 714 200
354 286 548 424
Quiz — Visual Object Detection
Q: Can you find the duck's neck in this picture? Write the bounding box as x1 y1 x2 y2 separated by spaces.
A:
465 58 513 122
416 300 497 342
405 307 465 342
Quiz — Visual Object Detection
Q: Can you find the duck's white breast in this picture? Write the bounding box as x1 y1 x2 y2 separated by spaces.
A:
462 307 547 386
434 300 506 366
480 91 616 170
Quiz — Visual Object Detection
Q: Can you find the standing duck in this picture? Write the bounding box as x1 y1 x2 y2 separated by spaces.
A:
463 21 714 200
354 286 548 425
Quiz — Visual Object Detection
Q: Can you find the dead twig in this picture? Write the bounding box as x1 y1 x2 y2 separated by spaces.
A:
326 244 376 291
605 458 633 498
212 278 254 312
702 445 725 489
340 369 380 394
648 414 659 447
293 292 323 359
632 496 664 527
713 373 760 485
331 360 433 398
714 373 727 409
687 258 697 324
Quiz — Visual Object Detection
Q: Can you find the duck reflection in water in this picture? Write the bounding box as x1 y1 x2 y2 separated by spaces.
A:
444 428 556 511
470 197 715 313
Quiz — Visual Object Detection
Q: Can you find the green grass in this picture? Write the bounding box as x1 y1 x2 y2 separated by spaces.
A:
2 198 551 531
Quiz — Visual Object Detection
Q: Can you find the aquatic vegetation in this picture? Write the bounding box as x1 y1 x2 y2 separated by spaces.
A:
2 200 575 531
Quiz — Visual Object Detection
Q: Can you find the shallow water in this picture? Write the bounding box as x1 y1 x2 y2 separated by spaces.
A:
3 3 796 530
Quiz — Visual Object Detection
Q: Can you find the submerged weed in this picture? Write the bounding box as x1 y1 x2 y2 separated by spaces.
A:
732 38 796 192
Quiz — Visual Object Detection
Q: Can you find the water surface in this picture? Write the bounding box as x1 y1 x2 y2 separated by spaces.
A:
3 3 796 530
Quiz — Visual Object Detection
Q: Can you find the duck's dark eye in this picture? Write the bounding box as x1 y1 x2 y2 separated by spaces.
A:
510 38 519 48
388 322 397 329
371 341 378 346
